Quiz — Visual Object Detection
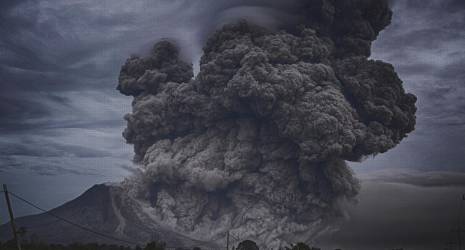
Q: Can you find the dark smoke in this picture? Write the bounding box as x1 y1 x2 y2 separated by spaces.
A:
117 0 416 247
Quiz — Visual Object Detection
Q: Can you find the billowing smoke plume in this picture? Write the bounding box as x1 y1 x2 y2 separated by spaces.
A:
117 0 416 247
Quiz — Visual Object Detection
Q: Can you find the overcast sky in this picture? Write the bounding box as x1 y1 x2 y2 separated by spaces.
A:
0 0 465 249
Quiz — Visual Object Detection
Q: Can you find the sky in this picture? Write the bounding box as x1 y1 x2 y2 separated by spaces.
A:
0 0 464 249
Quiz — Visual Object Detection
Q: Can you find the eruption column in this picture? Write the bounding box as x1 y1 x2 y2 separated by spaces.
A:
117 0 416 247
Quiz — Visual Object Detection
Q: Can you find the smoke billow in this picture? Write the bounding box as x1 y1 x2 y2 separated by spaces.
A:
117 0 416 247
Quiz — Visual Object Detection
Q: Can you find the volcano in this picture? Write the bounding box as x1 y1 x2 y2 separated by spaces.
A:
0 184 217 248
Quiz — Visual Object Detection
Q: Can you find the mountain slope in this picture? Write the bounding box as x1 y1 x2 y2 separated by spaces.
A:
0 184 216 248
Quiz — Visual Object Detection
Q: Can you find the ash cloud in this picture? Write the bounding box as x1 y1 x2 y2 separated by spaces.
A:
117 0 416 247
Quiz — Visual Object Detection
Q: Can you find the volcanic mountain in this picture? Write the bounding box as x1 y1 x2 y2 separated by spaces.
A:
0 184 216 248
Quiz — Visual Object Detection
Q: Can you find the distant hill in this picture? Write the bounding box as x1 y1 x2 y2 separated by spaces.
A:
0 184 215 249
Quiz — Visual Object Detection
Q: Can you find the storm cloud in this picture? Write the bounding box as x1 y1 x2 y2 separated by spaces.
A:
359 0 465 172
0 0 462 174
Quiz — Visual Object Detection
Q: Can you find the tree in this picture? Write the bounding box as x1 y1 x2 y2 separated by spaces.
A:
144 241 166 250
236 240 259 250
290 243 311 250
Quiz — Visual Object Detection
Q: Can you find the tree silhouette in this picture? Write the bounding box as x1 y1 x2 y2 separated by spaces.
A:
236 240 259 250
144 241 166 250
290 242 311 250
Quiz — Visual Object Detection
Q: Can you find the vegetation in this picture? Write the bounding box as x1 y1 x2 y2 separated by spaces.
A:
143 241 166 250
287 242 319 250
236 240 259 250
0 239 403 250
0 240 134 250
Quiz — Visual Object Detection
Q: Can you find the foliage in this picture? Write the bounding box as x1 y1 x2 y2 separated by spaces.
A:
285 242 321 250
0 240 162 250
144 241 166 250
236 240 259 250
0 239 358 250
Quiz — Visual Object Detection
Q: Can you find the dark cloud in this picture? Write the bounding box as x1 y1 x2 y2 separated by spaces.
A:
363 0 465 171
0 97 52 121
0 118 124 133
0 0 463 134
0 140 112 158
114 0 418 246
0 0 35 28
0 1 463 249
0 156 96 176
436 59 465 81
0 1 138 132
30 165 97 176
